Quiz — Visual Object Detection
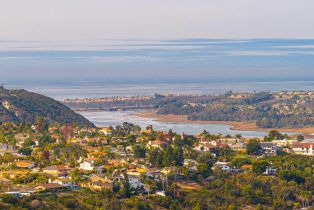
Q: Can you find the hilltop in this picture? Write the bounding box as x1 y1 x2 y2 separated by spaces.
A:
0 86 95 127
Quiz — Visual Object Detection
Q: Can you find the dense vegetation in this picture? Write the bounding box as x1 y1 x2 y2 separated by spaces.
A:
156 92 314 128
0 87 94 127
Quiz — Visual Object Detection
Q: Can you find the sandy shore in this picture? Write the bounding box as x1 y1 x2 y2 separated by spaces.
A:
136 111 314 136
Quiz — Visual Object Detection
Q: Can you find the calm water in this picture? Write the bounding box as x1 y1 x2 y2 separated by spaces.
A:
78 110 270 137
8 80 314 100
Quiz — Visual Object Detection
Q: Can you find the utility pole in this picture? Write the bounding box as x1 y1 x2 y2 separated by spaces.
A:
173 161 177 200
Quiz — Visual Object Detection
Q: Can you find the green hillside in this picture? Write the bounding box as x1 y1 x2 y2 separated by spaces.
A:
0 86 95 127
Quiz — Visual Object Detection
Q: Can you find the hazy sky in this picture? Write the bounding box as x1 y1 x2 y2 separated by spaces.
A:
1 0 314 87
1 0 314 41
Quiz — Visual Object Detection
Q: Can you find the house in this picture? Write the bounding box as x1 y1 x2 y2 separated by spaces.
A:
292 143 314 156
263 166 277 175
43 165 72 177
220 138 238 145
198 137 210 144
260 142 278 156
83 174 114 191
4 186 36 198
106 159 126 168
79 158 96 171
156 191 166 197
100 127 112 136
128 176 144 190
273 139 298 147
15 133 30 147
229 142 247 151
212 162 231 172
127 168 147 178
199 138 218 146
146 168 162 180
2 170 28 179
52 178 78 190
148 140 168 150
15 160 35 169
0 176 13 191
194 143 216 152
160 167 179 177
82 146 100 153
79 158 103 173
183 159 198 171
36 183 68 192
241 164 253 171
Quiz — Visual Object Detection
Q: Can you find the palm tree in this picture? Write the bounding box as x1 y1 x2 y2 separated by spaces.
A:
0 133 10 148
299 190 312 208
171 183 177 200
144 179 156 198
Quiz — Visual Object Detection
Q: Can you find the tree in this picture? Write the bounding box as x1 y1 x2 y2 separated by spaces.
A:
18 147 32 156
120 172 131 198
197 163 210 178
133 145 146 158
22 139 35 147
163 146 174 166
232 157 251 168
145 179 156 197
279 170 305 184
267 130 285 140
252 160 268 174
218 146 234 161
246 139 261 155
299 191 312 208
38 134 55 147
173 147 184 166
296 135 304 141
149 148 163 168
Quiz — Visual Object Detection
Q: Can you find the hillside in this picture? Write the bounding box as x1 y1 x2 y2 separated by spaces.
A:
0 87 95 127
64 91 314 129
156 92 314 129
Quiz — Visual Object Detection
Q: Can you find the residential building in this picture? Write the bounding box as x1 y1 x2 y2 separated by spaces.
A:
52 178 78 190
272 139 298 147
194 143 216 152
42 165 72 177
79 158 103 172
4 186 36 198
36 183 68 192
0 176 13 191
292 143 314 156
260 142 278 156
212 161 231 172
83 174 114 191
15 160 35 169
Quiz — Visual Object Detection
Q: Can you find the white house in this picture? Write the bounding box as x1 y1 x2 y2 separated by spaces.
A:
52 178 78 190
212 161 231 172
183 159 198 171
79 158 103 173
272 139 298 147
194 143 216 152
292 143 314 156
128 176 144 190
260 142 278 156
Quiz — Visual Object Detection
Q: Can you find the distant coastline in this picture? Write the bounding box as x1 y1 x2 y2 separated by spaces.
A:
136 111 314 137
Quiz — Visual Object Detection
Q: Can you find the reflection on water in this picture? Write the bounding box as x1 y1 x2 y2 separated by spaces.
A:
78 110 270 137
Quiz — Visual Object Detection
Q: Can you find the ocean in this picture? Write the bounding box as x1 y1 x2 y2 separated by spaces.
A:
6 80 314 100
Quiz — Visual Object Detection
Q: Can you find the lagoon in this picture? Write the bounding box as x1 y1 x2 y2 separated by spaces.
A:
78 110 270 138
